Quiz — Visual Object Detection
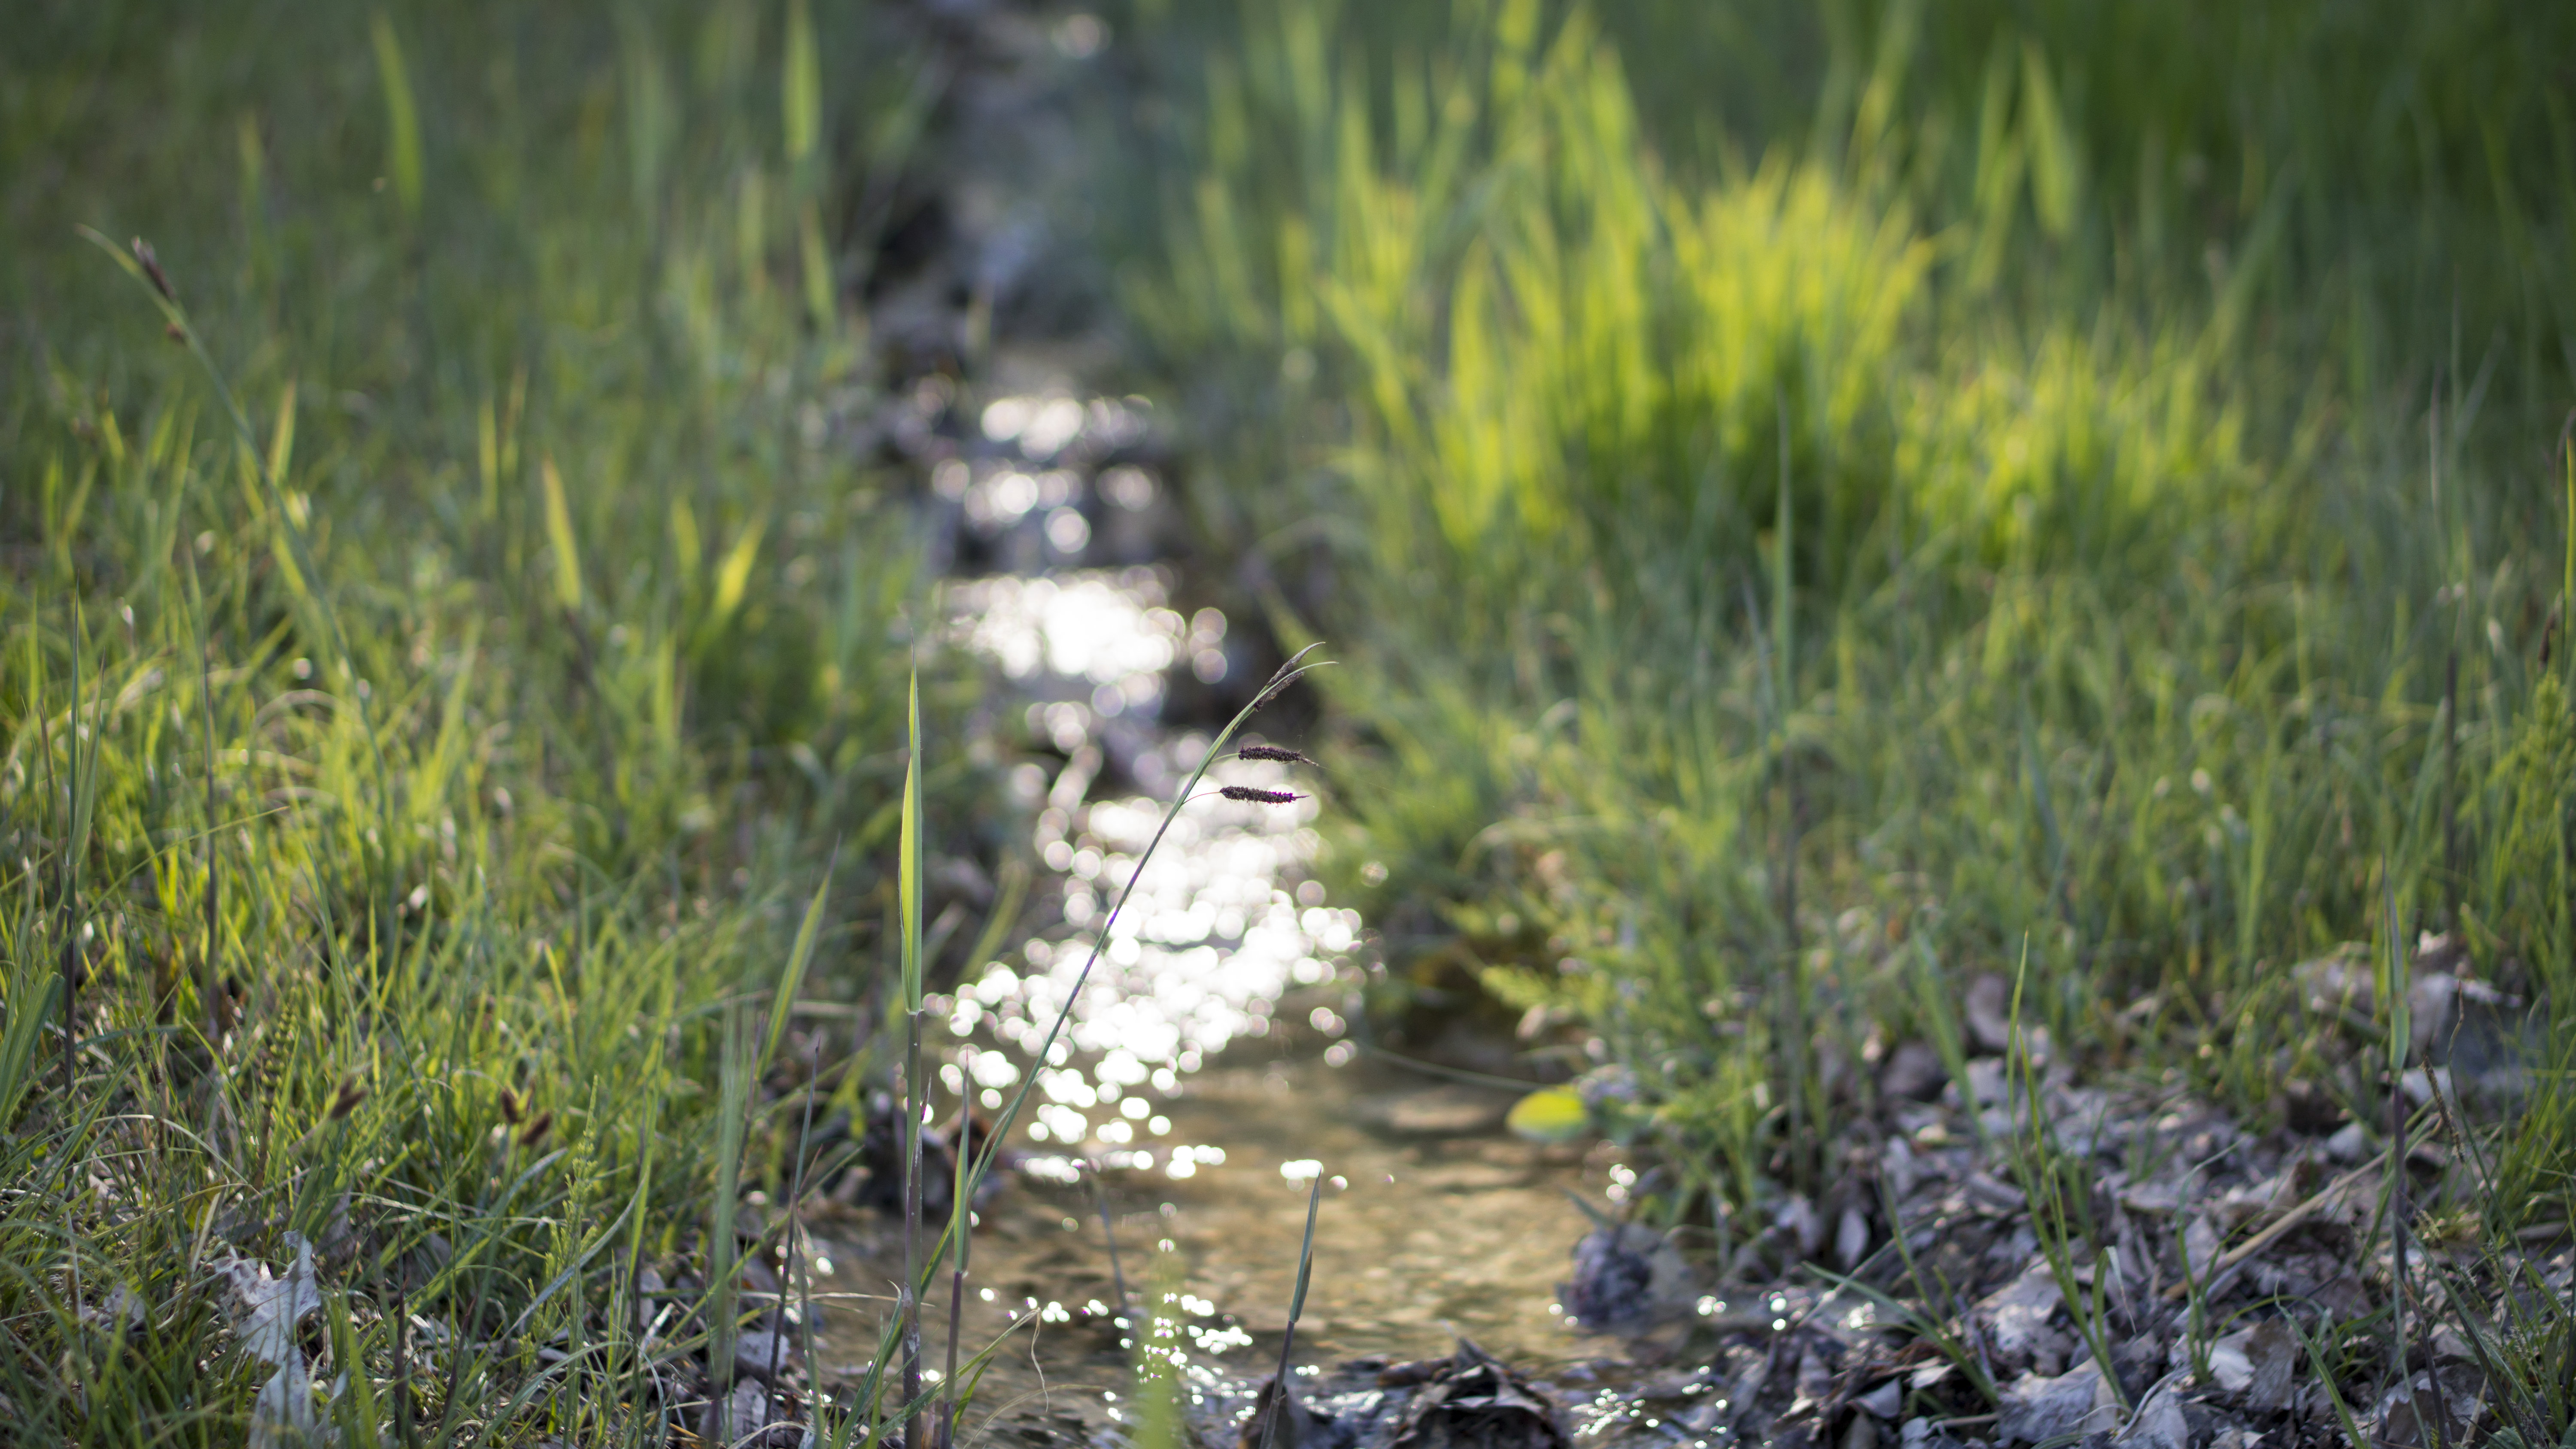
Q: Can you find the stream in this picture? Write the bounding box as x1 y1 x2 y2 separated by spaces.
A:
795 2 1663 1442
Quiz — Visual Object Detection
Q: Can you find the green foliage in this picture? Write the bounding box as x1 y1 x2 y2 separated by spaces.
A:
0 0 953 1438
1144 0 2576 1228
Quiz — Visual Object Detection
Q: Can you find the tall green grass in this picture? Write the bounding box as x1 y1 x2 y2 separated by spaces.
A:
1142 0 2576 1249
0 1 975 1440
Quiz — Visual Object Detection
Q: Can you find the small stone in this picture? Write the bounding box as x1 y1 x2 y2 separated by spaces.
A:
1965 976 2013 1054
1856 1380 1904 1420
1880 1042 1947 1102
2325 1122 2370 1163
1963 1058 2011 1108
735 1326 801 1382
700 1381 780 1446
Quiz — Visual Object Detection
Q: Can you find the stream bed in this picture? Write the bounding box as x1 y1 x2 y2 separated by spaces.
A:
799 2 1656 1440
807 1052 1646 1447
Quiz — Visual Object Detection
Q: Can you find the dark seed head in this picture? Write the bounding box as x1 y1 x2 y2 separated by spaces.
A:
328 1074 368 1120
497 1087 523 1125
131 237 175 301
1219 785 1302 805
518 1110 553 1148
1234 745 1319 767
1250 642 1328 709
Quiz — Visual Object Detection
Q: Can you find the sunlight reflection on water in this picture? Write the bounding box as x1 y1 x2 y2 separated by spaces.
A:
944 457 1355 1173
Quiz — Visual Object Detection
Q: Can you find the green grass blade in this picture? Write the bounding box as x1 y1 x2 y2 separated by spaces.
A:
0 970 60 1134
901 668 923 1011
541 458 583 613
784 0 821 170
708 1006 751 1437
1260 1173 1325 1449
763 848 837 1073
369 12 423 218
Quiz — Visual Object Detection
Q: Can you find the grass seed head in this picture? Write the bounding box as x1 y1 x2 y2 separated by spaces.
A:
327 1075 368 1120
517 1109 553 1148
1234 745 1319 767
1219 785 1303 805
130 236 175 300
498 1086 523 1125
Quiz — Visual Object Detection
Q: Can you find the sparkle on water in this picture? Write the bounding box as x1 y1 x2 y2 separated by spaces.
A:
944 524 1355 1162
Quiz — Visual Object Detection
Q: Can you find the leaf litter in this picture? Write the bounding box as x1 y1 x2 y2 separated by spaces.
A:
1122 931 2571 1449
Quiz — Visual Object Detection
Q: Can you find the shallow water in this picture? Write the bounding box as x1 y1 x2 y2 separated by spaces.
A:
796 508 1636 1441
810 1047 1621 1444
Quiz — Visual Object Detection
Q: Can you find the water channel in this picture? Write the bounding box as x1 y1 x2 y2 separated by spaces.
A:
796 4 1663 1441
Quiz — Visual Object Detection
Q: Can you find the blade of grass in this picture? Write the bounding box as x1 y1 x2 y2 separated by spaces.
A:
764 846 838 1073
710 1003 752 1444
62 604 88 1097
940 1077 971 1449
900 667 927 1449
1259 1171 1325 1449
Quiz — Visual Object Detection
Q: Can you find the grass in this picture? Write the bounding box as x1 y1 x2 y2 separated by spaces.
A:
1132 0 2576 1432
0 0 974 1440
15 0 2576 1440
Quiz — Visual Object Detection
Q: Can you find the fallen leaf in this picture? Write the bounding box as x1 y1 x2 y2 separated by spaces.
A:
1997 1360 2117 1445
247 1354 336 1449
219 1232 322 1368
79 1282 143 1333
2242 1319 2297 1411
1388 1338 1566 1449
1973 1261 2064 1365
2113 1376 2189 1449
1505 1087 1588 1144
2206 1333 2254 1395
